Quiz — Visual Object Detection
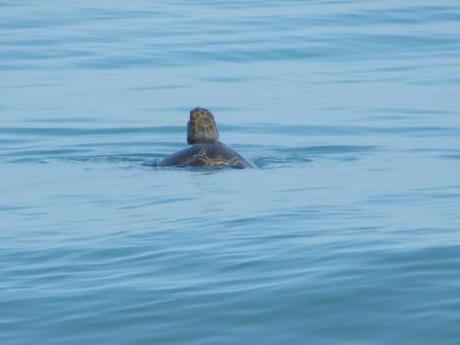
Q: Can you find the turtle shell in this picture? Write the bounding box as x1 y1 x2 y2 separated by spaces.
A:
160 141 253 169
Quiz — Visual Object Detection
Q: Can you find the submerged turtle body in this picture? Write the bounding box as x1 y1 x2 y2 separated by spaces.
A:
160 107 253 169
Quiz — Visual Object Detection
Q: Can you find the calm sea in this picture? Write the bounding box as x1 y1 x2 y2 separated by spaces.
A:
1 1 460 344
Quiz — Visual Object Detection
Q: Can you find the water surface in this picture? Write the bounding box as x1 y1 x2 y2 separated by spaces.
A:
1 1 460 344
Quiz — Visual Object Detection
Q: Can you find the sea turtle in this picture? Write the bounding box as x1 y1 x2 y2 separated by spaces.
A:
159 107 253 169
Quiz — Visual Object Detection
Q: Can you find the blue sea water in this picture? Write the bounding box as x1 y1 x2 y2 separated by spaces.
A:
1 0 460 344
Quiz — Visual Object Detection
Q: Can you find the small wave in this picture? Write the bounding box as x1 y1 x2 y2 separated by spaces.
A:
275 145 376 154
2 139 378 168
0 126 182 137
441 154 460 161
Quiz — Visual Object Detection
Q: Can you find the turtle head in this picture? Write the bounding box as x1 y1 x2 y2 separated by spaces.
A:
187 107 219 144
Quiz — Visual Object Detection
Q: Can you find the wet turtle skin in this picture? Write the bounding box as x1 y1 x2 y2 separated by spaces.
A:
160 107 253 169
187 107 219 145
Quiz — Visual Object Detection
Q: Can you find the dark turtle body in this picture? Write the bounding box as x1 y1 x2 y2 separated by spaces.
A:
160 141 252 168
160 107 253 169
